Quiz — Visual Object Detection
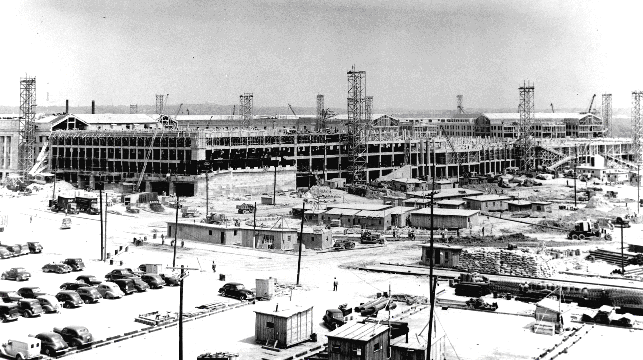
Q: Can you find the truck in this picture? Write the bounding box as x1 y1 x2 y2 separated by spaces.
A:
75 196 99 215
137 263 164 274
49 195 79 214
236 203 255 214
360 230 385 244
1 338 42 359
181 207 200 218
568 220 611 240
201 213 227 225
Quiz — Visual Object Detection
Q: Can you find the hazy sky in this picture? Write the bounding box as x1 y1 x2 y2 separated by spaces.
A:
2 0 642 111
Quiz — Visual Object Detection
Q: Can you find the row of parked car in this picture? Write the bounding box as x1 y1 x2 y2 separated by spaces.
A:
0 241 42 259
1 325 94 358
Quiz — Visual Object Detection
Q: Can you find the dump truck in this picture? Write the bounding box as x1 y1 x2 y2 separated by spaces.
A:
181 206 200 218
236 203 255 214
568 220 611 240
49 195 79 214
76 196 99 215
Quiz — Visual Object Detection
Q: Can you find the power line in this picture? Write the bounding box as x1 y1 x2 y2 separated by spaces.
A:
434 312 463 360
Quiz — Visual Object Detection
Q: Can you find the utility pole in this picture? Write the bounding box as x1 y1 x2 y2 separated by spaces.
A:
166 265 198 360
205 172 209 217
574 145 578 208
273 163 277 206
52 173 56 200
638 165 640 215
296 202 305 285
104 191 108 259
427 140 437 360
252 202 257 249
99 189 104 261
173 188 180 268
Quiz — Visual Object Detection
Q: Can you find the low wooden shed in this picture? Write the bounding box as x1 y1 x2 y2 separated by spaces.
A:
254 305 314 348
390 326 445 360
506 200 532 212
327 321 390 360
409 208 480 230
420 243 463 268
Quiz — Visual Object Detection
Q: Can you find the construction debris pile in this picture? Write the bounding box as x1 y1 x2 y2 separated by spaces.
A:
390 294 429 305
457 247 556 278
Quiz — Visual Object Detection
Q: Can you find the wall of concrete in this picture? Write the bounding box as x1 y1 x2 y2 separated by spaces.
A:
197 166 297 197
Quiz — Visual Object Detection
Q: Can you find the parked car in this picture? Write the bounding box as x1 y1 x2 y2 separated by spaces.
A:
76 275 101 286
16 298 44 318
1 338 42 359
0 248 14 259
218 282 255 301
96 283 124 299
17 287 46 299
1 267 31 281
62 258 85 271
140 274 164 289
0 303 20 322
0 290 22 303
53 326 93 348
37 295 61 314
55 291 83 309
33 332 68 356
110 278 136 295
104 269 137 281
59 282 87 291
27 242 43 254
42 263 73 274
75 287 102 304
130 277 150 292
159 273 179 287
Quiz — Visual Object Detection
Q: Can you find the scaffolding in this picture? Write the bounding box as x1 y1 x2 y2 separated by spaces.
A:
457 95 465 114
518 82 535 172
602 94 612 137
156 95 164 114
19 76 37 175
346 66 367 184
239 93 253 128
633 91 643 164
316 94 324 131
130 104 138 114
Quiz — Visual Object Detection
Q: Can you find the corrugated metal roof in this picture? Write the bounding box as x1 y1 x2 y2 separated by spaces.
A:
355 206 413 218
436 200 465 205
506 200 531 206
326 321 389 341
410 208 479 217
463 195 512 202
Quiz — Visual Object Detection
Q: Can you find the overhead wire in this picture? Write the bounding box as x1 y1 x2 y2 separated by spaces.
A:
434 311 463 360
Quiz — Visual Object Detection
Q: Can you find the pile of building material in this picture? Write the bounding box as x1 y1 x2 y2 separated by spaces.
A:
457 248 556 277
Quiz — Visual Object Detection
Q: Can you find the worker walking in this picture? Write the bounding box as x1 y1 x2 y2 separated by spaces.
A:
333 277 338 291
212 261 216 273
181 240 185 248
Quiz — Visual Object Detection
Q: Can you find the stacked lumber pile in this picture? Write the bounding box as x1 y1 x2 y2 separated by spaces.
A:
457 248 556 278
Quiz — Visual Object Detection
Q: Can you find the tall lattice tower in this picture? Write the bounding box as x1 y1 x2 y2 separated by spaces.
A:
602 94 612 137
346 65 367 184
155 94 164 114
518 82 535 172
19 76 37 175
457 95 465 114
365 96 373 124
239 93 253 128
632 91 643 164
316 94 324 131
130 104 138 114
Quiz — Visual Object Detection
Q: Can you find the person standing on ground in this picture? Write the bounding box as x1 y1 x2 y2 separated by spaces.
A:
161 234 165 245
30 216 32 223
333 277 338 291
212 261 216 273
181 240 185 248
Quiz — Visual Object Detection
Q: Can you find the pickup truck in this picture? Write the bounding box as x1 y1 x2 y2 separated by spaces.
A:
322 304 354 330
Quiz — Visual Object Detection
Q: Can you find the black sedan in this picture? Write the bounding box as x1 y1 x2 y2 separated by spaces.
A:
140 274 164 289
159 273 179 287
0 290 22 303
59 282 87 291
17 287 46 299
76 275 102 286
42 263 72 274
34 332 68 357
218 282 255 301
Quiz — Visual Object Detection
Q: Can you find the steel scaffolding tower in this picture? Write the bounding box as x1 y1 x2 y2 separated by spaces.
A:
457 95 465 114
19 76 37 175
602 94 612 137
632 91 643 164
316 94 324 131
518 82 535 172
239 93 253 128
130 104 138 114
155 94 164 114
346 66 367 184
365 96 373 124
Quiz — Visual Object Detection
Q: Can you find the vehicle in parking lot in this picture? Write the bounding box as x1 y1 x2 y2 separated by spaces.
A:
76 275 101 285
0 290 22 303
1 267 31 281
96 283 124 299
59 282 87 291
110 278 136 295
53 326 93 348
16 298 44 318
42 263 72 274
17 287 46 299
130 277 150 292
75 287 102 304
218 282 255 301
0 248 13 259
16 244 32 256
37 295 61 313
159 273 179 286
27 242 43 254
1 338 41 359
55 291 83 309
0 244 22 257
140 274 164 289
33 332 68 356
0 303 20 322
104 269 137 281
62 258 85 271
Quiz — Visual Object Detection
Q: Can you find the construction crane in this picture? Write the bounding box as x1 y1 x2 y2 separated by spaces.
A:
587 94 596 114
318 108 336 132
550 103 555 113
288 104 299 130
136 103 182 190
